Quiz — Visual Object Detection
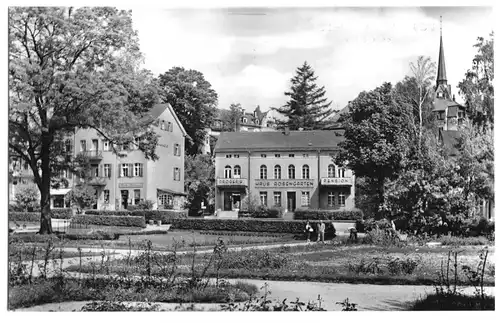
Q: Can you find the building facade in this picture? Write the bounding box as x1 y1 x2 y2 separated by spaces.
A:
9 103 187 211
213 130 355 214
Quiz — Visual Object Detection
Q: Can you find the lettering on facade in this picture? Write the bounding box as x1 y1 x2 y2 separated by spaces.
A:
254 179 315 188
320 177 352 186
216 178 248 186
118 183 144 188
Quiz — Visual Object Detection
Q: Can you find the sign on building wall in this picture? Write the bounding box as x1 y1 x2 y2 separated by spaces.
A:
118 183 144 188
254 179 315 188
320 177 352 186
216 178 248 186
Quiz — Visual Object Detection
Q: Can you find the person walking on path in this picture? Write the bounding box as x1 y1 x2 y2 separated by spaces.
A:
317 220 326 243
305 221 313 242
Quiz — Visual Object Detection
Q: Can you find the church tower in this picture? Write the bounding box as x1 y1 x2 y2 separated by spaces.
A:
432 17 466 131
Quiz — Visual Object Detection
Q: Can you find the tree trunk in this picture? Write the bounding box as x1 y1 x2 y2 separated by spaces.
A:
39 134 53 234
376 177 386 220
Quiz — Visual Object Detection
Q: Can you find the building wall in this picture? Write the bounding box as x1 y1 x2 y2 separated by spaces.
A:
214 149 355 212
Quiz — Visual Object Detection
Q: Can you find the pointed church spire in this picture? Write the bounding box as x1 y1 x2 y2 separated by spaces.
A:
436 16 447 87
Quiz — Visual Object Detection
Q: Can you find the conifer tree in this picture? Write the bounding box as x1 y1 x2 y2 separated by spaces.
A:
276 61 334 130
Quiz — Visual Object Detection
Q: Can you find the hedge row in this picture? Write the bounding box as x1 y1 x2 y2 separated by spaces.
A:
9 208 73 222
72 215 146 228
84 209 188 223
172 218 326 234
62 232 120 241
293 209 363 221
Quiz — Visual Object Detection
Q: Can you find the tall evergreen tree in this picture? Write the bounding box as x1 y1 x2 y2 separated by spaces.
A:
276 61 334 130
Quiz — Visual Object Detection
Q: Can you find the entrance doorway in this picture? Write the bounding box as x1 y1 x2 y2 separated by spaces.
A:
223 191 232 211
232 194 241 210
287 192 296 212
121 190 129 210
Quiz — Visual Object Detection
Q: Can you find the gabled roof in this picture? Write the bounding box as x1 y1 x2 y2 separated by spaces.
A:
432 98 462 112
330 104 350 123
144 103 188 138
214 130 345 152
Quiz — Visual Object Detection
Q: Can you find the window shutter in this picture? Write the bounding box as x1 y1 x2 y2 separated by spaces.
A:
128 164 133 177
118 164 121 177
99 165 103 178
109 164 112 178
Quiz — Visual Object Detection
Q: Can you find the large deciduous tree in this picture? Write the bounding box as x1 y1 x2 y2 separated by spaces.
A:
184 154 215 216
158 67 218 155
9 7 160 234
276 61 334 130
336 83 416 218
458 32 494 128
221 103 243 132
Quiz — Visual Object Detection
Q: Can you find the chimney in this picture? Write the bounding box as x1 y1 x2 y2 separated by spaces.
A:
284 127 290 136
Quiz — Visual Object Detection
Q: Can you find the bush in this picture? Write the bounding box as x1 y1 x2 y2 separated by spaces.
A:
9 212 40 222
249 206 283 219
51 208 73 219
127 200 155 211
72 215 146 228
293 209 363 221
172 218 329 234
9 234 60 244
62 231 120 241
83 210 188 223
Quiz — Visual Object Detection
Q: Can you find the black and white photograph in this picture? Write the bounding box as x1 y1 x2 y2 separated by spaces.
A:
5 2 495 313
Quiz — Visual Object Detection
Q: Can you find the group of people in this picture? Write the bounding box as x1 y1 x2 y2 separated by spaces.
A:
305 220 331 243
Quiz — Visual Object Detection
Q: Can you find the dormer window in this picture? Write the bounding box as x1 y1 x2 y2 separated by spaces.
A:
437 92 443 98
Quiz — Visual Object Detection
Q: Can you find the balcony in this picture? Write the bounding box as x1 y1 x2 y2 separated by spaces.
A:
79 150 103 161
86 176 108 186
320 177 353 186
216 178 248 187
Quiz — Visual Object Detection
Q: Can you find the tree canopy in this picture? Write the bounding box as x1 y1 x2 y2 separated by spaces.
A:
221 103 244 132
9 7 160 233
275 61 334 130
158 67 218 155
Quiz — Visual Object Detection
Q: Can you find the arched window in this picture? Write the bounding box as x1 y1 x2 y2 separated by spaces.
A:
328 164 335 178
260 165 267 179
302 165 310 179
337 168 345 178
288 165 295 179
224 165 232 179
234 165 241 178
274 165 281 179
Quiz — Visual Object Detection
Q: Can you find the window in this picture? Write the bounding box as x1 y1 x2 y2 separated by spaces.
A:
288 165 295 179
328 164 335 178
103 141 110 151
303 153 309 158
260 165 267 179
80 140 86 152
173 167 181 181
273 192 281 207
338 192 346 207
302 165 310 179
328 192 335 207
226 154 232 159
337 168 345 178
275 154 281 158
261 154 267 158
168 121 173 132
224 165 232 179
274 165 281 179
104 164 112 178
243 117 247 123
437 92 443 98
91 164 99 177
65 139 73 154
288 154 295 158
437 112 445 120
134 189 141 205
24 162 29 170
104 190 110 204
159 193 173 207
161 121 166 130
134 163 143 177
260 192 268 206
234 154 240 158
91 139 98 151
301 191 310 207
234 165 241 178
121 164 130 177
174 144 180 156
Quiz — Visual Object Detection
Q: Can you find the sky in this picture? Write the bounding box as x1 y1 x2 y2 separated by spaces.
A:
131 7 492 111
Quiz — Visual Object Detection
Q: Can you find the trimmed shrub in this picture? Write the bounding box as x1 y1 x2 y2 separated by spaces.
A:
72 215 146 228
293 209 363 221
248 206 283 219
9 234 60 244
62 231 120 240
84 210 131 216
51 208 72 219
171 218 332 234
9 212 40 222
131 210 188 223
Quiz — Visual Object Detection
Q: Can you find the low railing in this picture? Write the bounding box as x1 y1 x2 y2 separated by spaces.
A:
79 150 103 159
